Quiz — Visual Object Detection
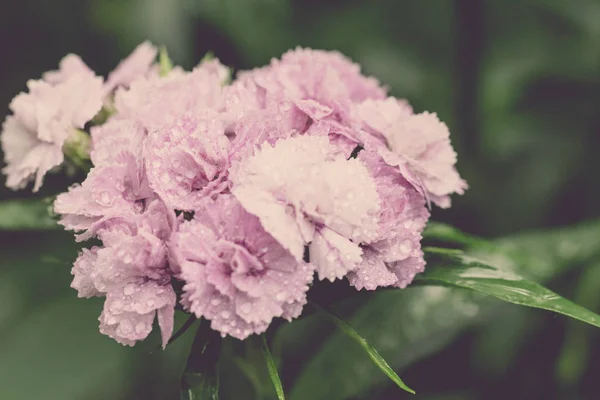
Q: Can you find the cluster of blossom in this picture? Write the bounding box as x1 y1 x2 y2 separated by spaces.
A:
1 43 466 346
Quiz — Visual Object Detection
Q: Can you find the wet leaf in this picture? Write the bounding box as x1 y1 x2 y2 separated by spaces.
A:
419 249 600 328
313 303 415 395
289 219 600 400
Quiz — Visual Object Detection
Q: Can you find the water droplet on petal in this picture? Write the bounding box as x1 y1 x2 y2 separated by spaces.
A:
109 300 123 314
120 319 133 334
211 298 221 306
124 283 136 296
221 310 231 319
135 322 147 334
400 240 413 254
99 191 111 205
240 303 251 313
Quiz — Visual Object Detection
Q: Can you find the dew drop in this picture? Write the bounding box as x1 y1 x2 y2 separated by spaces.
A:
240 303 251 314
400 240 413 254
135 322 147 334
99 191 111 205
221 311 231 319
123 283 136 296
123 253 133 264
211 298 221 306
120 320 133 334
109 300 123 314
276 292 285 301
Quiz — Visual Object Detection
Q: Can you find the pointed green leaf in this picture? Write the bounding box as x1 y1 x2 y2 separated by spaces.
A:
157 315 197 352
313 303 415 395
261 335 285 400
288 219 600 400
0 199 59 230
180 320 221 400
418 248 600 328
159 46 174 77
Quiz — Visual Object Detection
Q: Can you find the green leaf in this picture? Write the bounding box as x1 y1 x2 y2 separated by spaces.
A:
0 297 132 400
159 45 174 77
422 222 488 247
288 220 600 400
313 303 416 395
0 199 59 230
555 260 600 386
164 315 197 349
180 320 221 400
261 335 285 400
418 249 600 329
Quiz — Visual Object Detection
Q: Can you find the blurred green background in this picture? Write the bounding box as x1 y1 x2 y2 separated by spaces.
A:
0 0 599 399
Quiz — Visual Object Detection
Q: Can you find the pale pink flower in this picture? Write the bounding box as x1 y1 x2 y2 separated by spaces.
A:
171 195 314 339
231 135 380 281
104 41 158 94
114 59 228 131
356 98 467 207
241 48 386 125
144 112 231 210
2 74 103 191
347 150 430 290
70 200 176 347
43 54 97 84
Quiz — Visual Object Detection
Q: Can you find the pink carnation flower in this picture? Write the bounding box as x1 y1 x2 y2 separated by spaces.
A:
114 59 228 131
104 41 158 94
171 195 314 339
347 150 430 290
241 48 386 124
144 112 231 211
54 118 152 239
356 98 467 207
232 135 380 281
1 71 103 191
43 54 97 84
71 200 176 347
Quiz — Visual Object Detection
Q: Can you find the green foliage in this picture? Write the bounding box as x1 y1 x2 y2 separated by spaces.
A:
0 199 59 230
159 45 174 77
1 0 599 399
313 303 415 395
419 248 600 328
287 219 600 400
261 336 285 400
180 320 221 400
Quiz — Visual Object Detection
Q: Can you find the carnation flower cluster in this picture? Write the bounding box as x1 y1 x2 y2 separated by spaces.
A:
1 43 466 346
